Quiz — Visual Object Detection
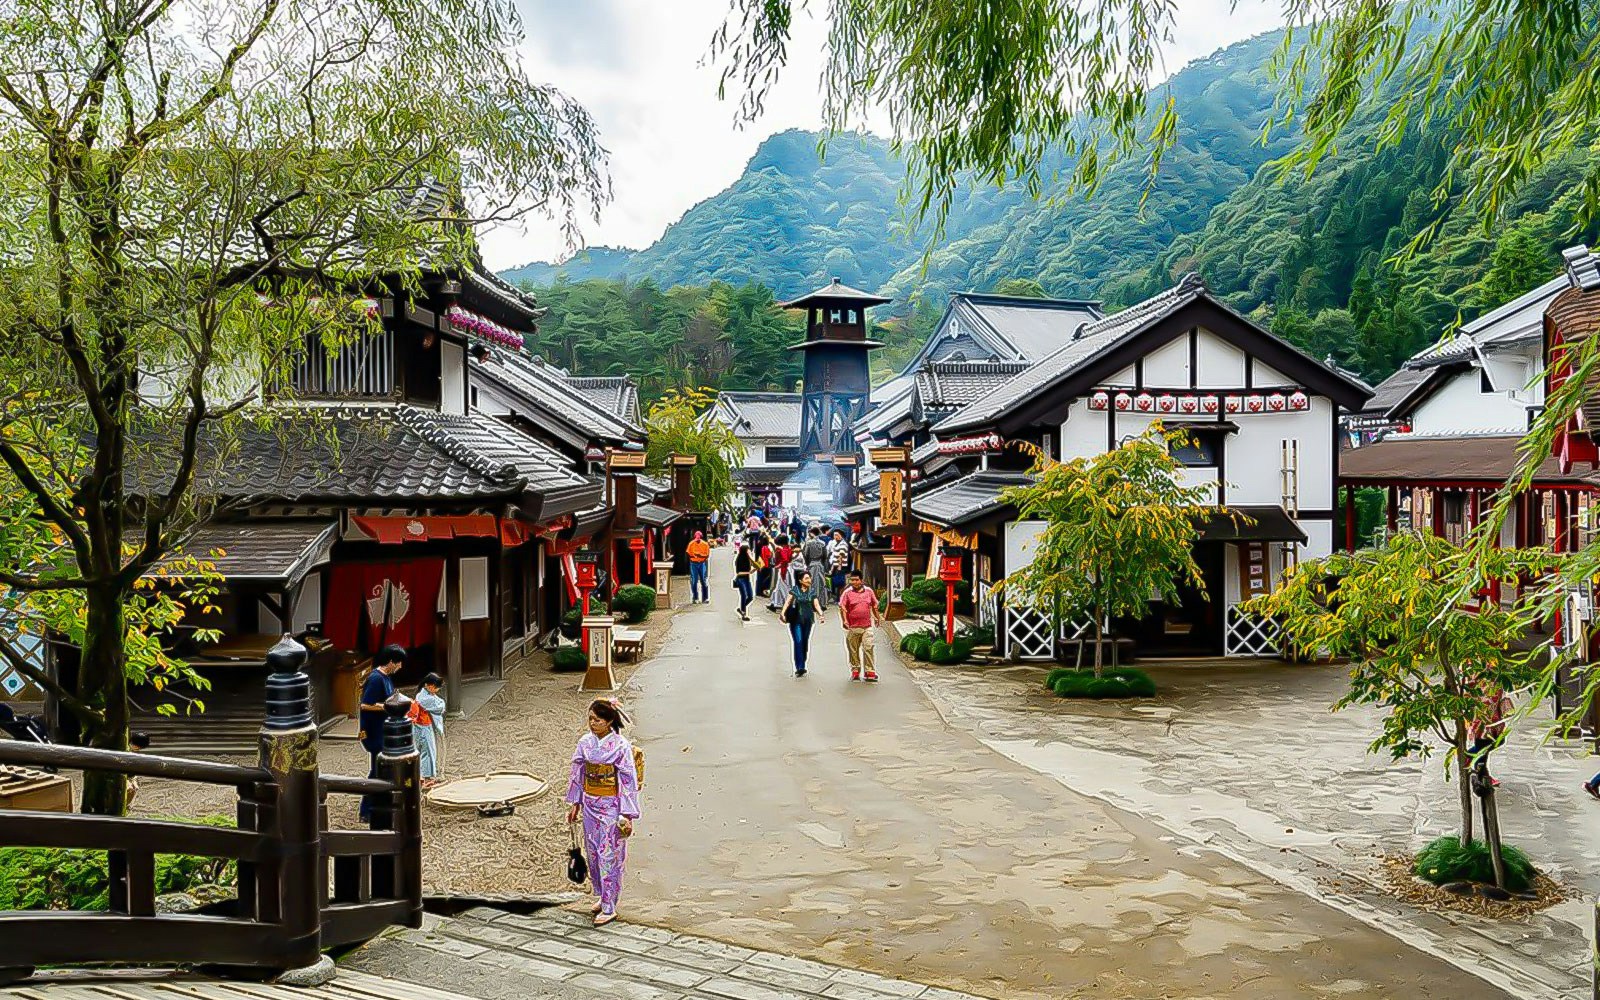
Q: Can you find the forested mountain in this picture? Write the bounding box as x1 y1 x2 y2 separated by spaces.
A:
503 25 1600 395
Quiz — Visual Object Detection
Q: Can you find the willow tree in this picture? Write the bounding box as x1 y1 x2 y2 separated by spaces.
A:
0 0 604 813
714 0 1600 242
997 431 1213 677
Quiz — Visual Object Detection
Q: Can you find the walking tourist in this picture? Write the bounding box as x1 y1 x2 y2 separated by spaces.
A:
756 530 776 597
781 570 824 677
357 644 407 821
686 530 711 603
802 528 831 609
565 699 641 927
767 534 792 612
733 542 756 621
409 673 447 788
837 571 882 682
828 528 850 596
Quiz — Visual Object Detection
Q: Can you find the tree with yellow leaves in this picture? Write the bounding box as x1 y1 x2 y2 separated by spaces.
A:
998 428 1213 678
644 388 744 512
1244 531 1553 887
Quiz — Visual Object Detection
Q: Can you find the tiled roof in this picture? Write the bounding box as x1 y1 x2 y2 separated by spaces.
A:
859 376 918 440
951 294 1106 362
157 520 337 587
714 392 802 440
914 361 1031 413
161 405 600 512
732 466 792 487
566 376 642 426
637 502 683 528
913 470 1035 529
936 275 1211 433
1339 433 1588 484
471 348 642 445
780 277 892 309
1361 366 1433 417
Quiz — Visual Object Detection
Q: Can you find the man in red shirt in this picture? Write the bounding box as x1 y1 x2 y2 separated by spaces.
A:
836 570 883 682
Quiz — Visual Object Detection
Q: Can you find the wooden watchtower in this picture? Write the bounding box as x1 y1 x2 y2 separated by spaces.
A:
780 277 891 461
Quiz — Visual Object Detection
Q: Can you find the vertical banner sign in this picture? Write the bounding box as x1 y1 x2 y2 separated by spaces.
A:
880 470 904 527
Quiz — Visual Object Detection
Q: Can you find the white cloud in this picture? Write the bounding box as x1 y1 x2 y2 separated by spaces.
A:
483 0 1286 271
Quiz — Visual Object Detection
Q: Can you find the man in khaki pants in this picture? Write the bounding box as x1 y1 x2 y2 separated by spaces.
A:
836 570 883 682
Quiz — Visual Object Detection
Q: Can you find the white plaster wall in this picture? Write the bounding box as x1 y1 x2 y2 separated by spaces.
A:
1226 400 1336 510
463 556 488 619
441 341 466 415
1004 519 1047 574
1408 368 1531 436
258 571 325 634
1196 336 1247 388
1141 335 1192 386
1251 359 1298 388
471 378 516 417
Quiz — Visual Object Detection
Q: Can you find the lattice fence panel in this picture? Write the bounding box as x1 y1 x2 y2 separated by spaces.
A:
1006 606 1056 660
1224 606 1283 657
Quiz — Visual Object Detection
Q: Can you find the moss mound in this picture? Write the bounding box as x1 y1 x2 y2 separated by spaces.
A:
1414 835 1536 893
1051 667 1157 699
611 585 657 624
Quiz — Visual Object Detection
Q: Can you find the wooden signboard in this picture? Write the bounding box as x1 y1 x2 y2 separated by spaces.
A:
607 450 648 470
1238 541 1272 601
880 470 904 527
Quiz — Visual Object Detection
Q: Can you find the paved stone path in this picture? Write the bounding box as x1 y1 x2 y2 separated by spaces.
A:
905 654 1590 999
345 905 984 1000
617 549 1512 1000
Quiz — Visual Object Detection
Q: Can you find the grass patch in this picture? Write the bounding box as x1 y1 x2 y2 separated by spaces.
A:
1050 667 1157 699
0 816 237 910
1414 835 1536 892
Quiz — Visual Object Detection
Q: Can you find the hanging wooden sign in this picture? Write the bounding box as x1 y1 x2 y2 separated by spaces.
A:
880 470 904 526
1238 541 1272 601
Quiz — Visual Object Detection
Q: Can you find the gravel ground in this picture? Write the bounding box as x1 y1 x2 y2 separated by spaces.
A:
130 592 681 899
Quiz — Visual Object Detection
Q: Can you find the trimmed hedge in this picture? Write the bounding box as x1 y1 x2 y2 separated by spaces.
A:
611 585 657 624
551 646 589 672
0 816 237 910
928 639 977 665
1414 835 1536 893
1050 667 1157 699
903 577 971 616
902 631 935 661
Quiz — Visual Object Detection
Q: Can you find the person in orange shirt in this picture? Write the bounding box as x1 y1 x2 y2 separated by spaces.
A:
686 531 711 603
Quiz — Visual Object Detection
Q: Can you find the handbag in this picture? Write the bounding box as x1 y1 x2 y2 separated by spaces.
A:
566 822 588 885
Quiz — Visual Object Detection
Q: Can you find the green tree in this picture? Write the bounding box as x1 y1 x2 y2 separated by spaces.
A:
714 1 1600 244
643 388 745 511
997 429 1214 676
0 0 603 813
1476 223 1557 309
991 278 1049 298
1244 532 1551 886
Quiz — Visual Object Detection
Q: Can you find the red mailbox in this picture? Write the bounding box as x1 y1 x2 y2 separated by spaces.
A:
938 551 964 583
573 551 599 590
938 547 965 644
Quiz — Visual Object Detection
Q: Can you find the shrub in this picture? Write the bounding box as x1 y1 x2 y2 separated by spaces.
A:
561 601 609 638
903 632 935 661
898 632 921 653
1414 835 1536 892
956 623 995 647
551 646 588 672
1051 667 1157 699
0 816 237 911
611 585 657 624
903 577 971 616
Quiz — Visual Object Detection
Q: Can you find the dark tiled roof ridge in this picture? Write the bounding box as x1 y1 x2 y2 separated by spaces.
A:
922 359 1031 373
955 292 1104 310
1073 273 1207 343
393 405 521 485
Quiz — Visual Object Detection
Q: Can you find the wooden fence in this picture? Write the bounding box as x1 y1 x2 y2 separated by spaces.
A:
0 635 421 983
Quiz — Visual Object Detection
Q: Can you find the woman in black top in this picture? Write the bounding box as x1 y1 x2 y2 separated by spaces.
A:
779 570 825 677
733 543 756 621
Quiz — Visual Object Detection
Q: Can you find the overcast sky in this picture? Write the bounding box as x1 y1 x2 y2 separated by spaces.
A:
483 0 1287 271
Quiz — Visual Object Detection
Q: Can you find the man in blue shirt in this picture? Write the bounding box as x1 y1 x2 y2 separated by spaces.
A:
358 645 407 821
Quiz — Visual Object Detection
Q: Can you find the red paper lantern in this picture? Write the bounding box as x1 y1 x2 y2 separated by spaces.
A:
628 537 646 551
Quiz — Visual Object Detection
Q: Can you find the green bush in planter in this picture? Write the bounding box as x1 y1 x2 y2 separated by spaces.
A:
611 585 657 624
551 646 589 672
1413 835 1536 892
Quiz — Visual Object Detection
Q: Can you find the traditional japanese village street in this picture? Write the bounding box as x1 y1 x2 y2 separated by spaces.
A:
597 549 1521 1000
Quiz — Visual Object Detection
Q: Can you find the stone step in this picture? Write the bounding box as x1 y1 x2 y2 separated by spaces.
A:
344 906 985 1000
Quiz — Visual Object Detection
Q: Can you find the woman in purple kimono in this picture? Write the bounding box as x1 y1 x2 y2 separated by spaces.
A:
565 698 640 926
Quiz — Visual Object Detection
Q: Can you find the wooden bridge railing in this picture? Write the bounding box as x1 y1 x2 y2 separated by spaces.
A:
0 634 422 983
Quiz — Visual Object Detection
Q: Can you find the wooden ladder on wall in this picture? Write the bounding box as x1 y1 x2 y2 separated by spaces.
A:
1280 439 1300 570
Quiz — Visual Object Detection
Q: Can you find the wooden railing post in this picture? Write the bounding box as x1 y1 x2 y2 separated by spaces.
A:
259 634 322 972
374 693 424 928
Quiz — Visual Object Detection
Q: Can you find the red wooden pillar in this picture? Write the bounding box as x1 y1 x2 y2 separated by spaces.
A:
1386 485 1398 534
1343 486 1357 551
1431 489 1446 538
1555 490 1569 554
